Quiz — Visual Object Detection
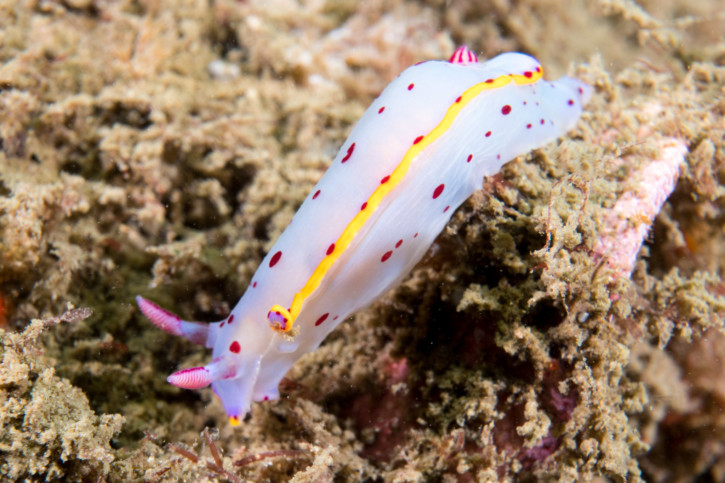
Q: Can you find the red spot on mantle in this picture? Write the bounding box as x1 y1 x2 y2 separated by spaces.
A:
341 142 355 163
432 184 445 199
269 251 282 267
315 313 329 326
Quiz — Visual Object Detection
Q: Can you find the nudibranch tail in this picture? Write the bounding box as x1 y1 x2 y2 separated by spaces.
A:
449 45 478 65
136 296 214 348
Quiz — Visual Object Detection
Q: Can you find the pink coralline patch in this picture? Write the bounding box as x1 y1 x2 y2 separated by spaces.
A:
384 357 409 385
592 138 687 279
517 433 559 470
489 405 563 474
341 356 415 462
543 384 577 423
487 361 575 473
346 391 412 461
541 361 578 423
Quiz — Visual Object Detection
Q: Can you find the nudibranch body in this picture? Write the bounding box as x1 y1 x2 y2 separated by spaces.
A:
137 46 591 425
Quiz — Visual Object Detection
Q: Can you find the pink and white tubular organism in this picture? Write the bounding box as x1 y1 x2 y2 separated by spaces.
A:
592 137 688 279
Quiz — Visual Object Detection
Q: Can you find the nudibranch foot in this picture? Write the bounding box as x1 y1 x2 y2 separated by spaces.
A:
136 296 215 348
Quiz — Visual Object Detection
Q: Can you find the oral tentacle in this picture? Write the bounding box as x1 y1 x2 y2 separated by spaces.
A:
136 296 213 347
167 355 238 389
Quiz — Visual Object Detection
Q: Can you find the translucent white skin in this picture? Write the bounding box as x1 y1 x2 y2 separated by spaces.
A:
160 52 591 422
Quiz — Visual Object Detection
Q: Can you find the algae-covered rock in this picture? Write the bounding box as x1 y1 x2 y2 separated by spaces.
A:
0 0 724 481
0 308 123 481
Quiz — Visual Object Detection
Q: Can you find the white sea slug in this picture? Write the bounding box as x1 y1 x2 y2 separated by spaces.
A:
137 46 591 425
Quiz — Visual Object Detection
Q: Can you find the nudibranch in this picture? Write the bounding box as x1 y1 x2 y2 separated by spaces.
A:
137 46 591 426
